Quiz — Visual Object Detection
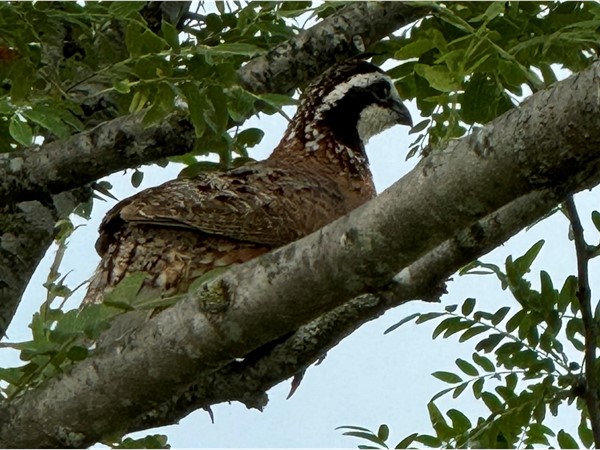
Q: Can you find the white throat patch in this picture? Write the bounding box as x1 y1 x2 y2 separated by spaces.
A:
357 103 402 143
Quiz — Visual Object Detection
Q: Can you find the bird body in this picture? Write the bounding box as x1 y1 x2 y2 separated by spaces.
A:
83 60 412 306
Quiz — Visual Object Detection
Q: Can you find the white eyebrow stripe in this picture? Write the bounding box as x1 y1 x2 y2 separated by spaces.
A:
316 72 390 115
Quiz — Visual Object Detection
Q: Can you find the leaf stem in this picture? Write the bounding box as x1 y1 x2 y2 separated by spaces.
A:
564 196 600 446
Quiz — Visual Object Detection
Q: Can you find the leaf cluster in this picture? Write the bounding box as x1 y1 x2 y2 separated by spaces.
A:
374 1 600 157
0 1 303 170
347 233 599 448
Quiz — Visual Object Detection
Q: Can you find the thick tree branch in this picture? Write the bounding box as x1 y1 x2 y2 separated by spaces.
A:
2 59 600 448
0 112 195 206
237 2 432 93
128 188 565 434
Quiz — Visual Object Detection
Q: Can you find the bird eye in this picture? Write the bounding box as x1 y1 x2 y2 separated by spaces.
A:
371 81 391 101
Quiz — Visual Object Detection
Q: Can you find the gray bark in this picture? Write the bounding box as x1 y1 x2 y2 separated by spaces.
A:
2 59 600 449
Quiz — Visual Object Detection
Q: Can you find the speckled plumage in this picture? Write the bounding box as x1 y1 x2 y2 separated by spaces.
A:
83 59 412 306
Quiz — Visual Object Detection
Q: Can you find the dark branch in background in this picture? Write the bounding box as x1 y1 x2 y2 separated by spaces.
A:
2 60 600 448
0 189 90 339
563 196 600 447
238 2 432 93
0 2 431 338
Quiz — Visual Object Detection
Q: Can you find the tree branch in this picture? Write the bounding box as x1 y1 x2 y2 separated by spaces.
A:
2 59 600 448
0 112 195 205
237 2 432 93
563 196 600 446
128 188 565 434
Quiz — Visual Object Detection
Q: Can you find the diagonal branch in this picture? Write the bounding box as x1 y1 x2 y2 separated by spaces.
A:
238 2 432 93
2 59 600 448
129 188 564 434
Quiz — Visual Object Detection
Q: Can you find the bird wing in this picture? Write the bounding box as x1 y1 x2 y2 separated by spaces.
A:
96 163 346 255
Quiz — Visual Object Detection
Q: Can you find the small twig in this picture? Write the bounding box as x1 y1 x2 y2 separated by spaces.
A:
564 195 600 447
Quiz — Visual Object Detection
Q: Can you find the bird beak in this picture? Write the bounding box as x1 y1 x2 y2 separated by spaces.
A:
391 98 413 128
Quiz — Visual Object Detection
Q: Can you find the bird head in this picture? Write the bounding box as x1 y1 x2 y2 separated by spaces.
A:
299 60 412 148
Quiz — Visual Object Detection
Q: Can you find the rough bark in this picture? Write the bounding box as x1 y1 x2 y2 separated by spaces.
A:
0 2 431 336
0 112 196 205
237 2 432 94
2 60 600 448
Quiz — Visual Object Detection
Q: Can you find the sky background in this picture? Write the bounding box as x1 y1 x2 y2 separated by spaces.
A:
2 6 600 448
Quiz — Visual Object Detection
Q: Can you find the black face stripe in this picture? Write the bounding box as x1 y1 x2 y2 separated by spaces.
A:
318 78 394 148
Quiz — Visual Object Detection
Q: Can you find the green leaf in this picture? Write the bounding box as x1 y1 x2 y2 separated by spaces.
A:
578 419 593 447
431 386 453 402
452 382 468 399
456 358 479 376
256 92 298 112
461 297 476 316
102 272 148 309
513 240 545 276
414 64 460 92
109 2 144 17
395 39 436 60
384 313 419 334
414 434 442 447
113 79 131 94
235 128 264 148
131 169 143 188
394 433 418 449
592 210 600 232
341 431 388 448
458 325 488 342
116 434 170 449
205 85 229 134
481 392 503 413
447 409 471 433
475 333 504 353
161 20 180 51
472 352 495 372
415 312 445 324
409 118 430 135
445 304 457 313
491 306 510 326
9 116 32 145
472 377 484 398
557 430 578 449
180 83 206 137
66 345 88 361
377 424 389 442
22 105 70 139
432 316 459 339
427 402 453 441
0 367 25 385
227 87 257 122
505 309 526 333
207 42 265 57
432 371 462 384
